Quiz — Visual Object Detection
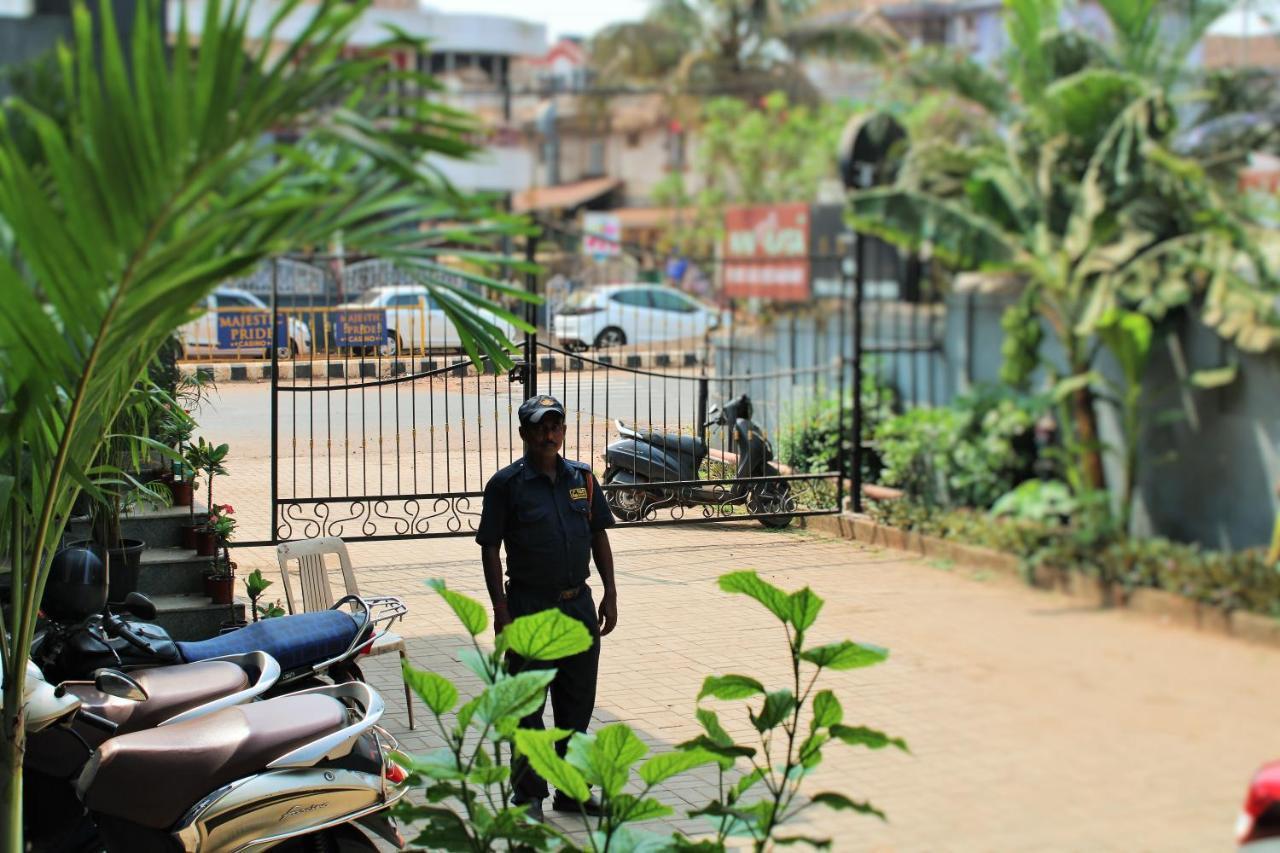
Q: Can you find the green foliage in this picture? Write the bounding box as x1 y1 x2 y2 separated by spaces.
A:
871 495 1280 612
184 437 229 512
0 0 534 837
394 573 901 851
243 568 277 623
991 479 1077 524
777 367 896 484
876 388 1042 509
653 93 849 256
999 286 1043 392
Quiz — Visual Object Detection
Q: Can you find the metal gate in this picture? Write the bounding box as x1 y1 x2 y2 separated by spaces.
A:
259 241 867 543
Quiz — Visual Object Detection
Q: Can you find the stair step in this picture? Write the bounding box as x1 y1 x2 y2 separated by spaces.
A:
150 594 246 642
67 503 209 550
138 548 215 596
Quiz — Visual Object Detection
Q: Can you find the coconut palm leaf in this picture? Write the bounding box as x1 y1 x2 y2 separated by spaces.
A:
0 1 530 838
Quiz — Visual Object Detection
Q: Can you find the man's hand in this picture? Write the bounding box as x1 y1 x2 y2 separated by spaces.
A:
597 590 618 636
493 601 512 636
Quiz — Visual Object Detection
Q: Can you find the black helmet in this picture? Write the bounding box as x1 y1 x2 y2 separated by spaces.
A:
43 542 108 621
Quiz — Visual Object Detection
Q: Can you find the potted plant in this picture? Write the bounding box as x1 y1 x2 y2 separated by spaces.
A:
204 509 236 606
183 437 228 553
156 404 195 505
244 569 286 622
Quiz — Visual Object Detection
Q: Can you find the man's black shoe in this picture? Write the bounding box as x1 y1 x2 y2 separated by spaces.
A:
512 796 544 822
551 793 606 817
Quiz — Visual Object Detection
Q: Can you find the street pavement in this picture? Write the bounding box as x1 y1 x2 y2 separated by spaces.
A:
209 383 1280 850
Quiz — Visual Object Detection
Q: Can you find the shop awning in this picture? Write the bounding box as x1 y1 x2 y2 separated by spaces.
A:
512 177 621 213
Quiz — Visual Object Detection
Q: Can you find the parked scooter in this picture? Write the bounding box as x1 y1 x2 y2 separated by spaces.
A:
602 393 794 528
32 544 406 690
24 654 279 851
24 663 406 851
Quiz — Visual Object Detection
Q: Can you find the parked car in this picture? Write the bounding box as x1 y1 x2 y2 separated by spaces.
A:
339 284 518 356
179 287 311 359
552 284 721 350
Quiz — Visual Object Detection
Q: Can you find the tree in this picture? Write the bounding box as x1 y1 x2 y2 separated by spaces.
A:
847 0 1278 500
590 0 894 103
0 1 530 844
654 91 847 255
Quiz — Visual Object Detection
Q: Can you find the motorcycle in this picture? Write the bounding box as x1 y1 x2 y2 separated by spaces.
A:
602 393 795 529
24 654 279 851
33 543 406 690
24 663 406 851
1238 760 1280 849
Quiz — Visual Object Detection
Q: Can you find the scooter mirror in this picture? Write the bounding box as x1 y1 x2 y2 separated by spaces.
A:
121 591 157 621
93 669 147 702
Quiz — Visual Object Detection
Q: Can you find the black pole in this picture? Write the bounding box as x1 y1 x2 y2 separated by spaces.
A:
852 228 866 514
696 377 709 451
269 259 280 543
524 230 540 396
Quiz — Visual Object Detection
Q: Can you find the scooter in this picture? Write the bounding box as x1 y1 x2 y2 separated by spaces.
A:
24 654 280 851
24 663 406 851
602 393 794 528
33 542 406 690
1238 760 1280 849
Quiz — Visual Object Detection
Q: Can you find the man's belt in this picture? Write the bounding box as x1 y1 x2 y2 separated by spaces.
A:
557 585 584 601
508 580 586 601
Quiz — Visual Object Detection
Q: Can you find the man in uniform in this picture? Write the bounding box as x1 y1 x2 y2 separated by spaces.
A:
475 395 617 821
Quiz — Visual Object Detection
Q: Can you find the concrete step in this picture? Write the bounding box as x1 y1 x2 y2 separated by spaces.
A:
151 594 247 642
67 504 209 550
138 548 215 596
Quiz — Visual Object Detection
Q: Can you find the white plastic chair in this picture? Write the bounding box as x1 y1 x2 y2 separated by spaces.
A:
275 536 414 729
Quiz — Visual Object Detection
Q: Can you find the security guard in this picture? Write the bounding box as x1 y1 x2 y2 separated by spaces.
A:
475 394 617 821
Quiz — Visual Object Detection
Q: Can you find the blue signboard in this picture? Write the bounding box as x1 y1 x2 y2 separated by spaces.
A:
217 311 287 349
332 310 387 347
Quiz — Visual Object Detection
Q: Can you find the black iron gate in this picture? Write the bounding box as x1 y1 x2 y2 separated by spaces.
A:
261 249 864 543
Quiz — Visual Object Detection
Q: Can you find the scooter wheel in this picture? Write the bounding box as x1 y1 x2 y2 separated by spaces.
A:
604 470 650 522
749 482 794 529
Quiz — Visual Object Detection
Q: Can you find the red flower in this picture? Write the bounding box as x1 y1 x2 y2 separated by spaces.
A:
222 504 235 514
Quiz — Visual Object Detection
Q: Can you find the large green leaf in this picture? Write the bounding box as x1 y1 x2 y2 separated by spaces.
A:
565 723 649 798
475 669 555 725
811 690 843 730
810 791 887 821
610 794 674 823
799 641 888 670
400 662 458 715
638 747 718 785
696 707 733 746
788 587 823 633
718 571 791 621
698 675 766 701
426 579 488 636
503 608 594 661
830 724 910 753
392 747 465 781
513 728 589 802
750 690 797 733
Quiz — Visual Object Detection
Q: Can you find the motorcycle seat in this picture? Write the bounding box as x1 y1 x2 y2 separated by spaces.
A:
68 660 249 735
175 609 361 674
77 693 348 830
635 429 706 461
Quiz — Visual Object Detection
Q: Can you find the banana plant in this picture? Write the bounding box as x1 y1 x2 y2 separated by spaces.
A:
0 1 535 844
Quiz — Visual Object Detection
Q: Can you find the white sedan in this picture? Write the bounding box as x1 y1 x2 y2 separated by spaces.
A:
553 284 721 350
339 285 518 356
179 287 312 359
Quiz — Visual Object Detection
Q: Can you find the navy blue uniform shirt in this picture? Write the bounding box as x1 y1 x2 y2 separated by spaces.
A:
475 456 616 590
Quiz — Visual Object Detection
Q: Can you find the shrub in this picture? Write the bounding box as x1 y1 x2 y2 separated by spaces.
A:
778 367 896 484
876 387 1042 509
393 573 906 851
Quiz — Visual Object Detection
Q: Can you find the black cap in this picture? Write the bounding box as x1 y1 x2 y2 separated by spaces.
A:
518 395 566 425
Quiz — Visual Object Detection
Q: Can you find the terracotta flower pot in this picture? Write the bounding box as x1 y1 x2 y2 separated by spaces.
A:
169 480 193 507
206 574 235 605
194 528 218 557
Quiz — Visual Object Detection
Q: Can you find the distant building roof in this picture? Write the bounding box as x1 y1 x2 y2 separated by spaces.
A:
513 177 621 213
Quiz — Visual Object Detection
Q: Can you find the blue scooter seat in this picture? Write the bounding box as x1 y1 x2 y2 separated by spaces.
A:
176 610 362 674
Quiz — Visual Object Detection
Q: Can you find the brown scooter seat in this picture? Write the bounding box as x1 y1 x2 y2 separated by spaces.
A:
68 660 250 734
77 693 348 830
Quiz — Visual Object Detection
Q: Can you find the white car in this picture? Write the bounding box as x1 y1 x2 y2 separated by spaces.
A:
179 287 312 359
340 285 518 356
553 284 721 350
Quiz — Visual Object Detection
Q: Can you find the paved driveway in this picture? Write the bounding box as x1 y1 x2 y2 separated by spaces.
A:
233 522 1280 851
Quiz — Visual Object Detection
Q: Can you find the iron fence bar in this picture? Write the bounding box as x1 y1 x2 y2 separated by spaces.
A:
853 228 866 514
270 259 280 544
524 231 539 396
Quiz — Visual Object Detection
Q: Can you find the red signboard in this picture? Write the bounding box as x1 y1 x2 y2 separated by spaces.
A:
722 203 811 301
